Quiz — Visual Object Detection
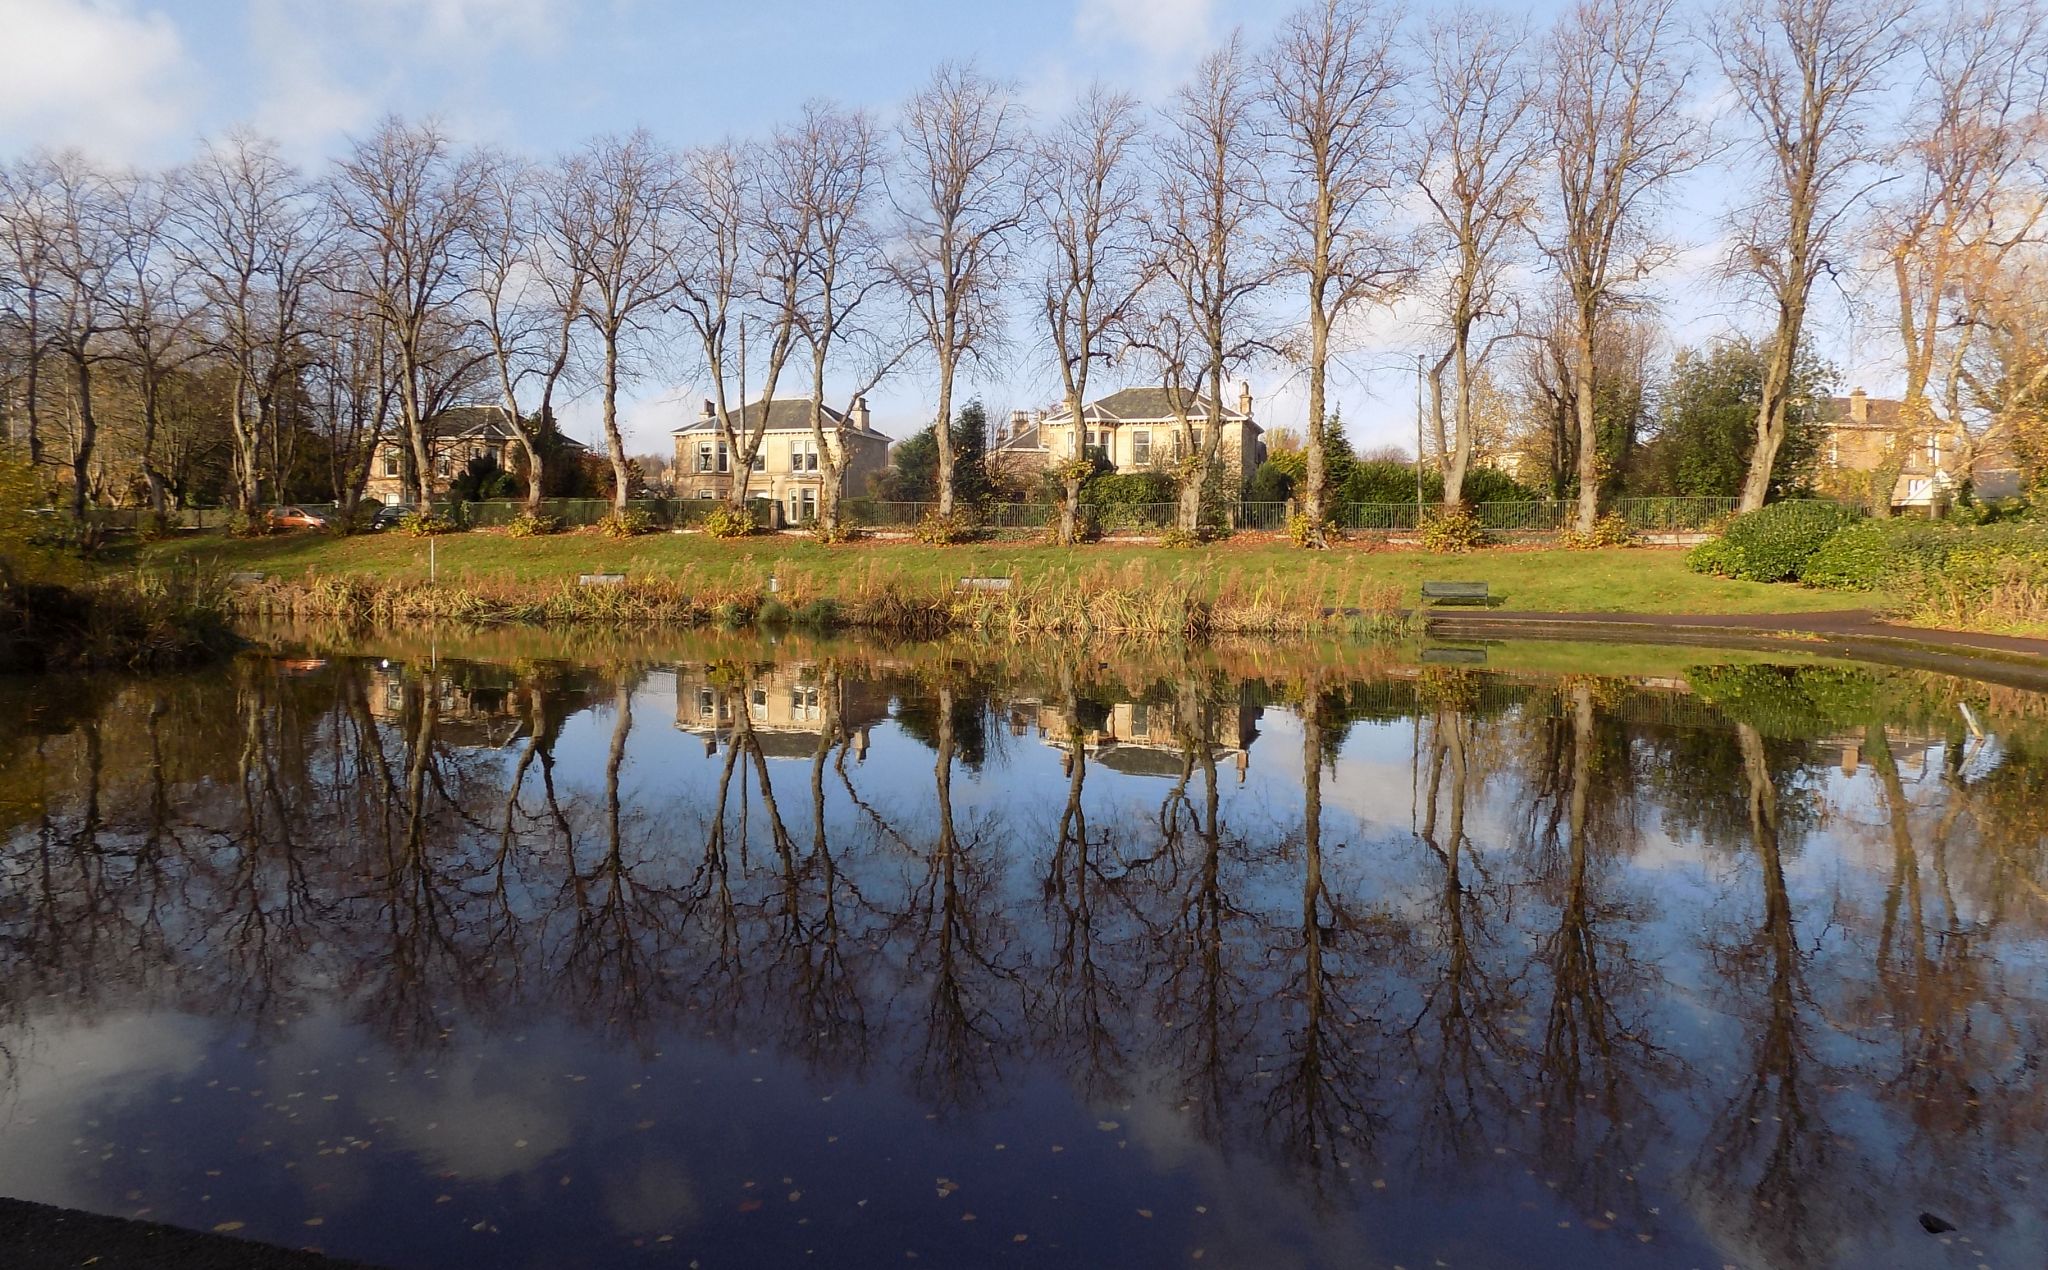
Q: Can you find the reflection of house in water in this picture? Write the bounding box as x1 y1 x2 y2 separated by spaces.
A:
673 663 891 759
367 662 612 749
1019 694 1262 781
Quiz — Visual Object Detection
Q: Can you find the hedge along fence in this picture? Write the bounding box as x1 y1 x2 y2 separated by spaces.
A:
79 491 1754 537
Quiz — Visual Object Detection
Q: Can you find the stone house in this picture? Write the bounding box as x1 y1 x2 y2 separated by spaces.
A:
670 397 890 524
363 406 587 506
990 383 1266 488
1818 388 2022 510
673 662 890 760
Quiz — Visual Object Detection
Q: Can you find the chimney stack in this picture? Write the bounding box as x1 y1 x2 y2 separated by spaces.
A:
1849 387 1868 424
1007 408 1029 441
1237 380 1253 418
701 398 716 421
853 396 871 433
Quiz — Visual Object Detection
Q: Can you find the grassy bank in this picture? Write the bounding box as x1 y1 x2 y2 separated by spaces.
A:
131 530 1886 633
1 565 241 672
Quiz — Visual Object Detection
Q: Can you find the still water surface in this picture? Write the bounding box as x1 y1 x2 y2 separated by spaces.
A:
2 632 2046 1269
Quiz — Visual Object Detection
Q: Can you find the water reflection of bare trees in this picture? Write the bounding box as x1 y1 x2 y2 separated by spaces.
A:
4 650 2048 1259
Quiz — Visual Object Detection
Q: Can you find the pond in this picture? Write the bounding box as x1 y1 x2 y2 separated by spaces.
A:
1 630 2045 1269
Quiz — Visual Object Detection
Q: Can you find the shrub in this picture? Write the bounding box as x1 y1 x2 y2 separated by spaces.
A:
1797 521 1894 590
756 596 793 625
700 503 754 539
597 509 655 538
914 510 978 544
1086 471 1177 506
1420 506 1490 554
401 510 458 537
1558 513 1635 549
1716 500 1861 582
505 511 564 538
1286 513 1336 547
1158 526 1203 549
795 597 841 628
1686 537 1746 577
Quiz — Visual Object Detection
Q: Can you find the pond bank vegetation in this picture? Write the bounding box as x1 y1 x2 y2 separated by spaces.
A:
222 562 1411 639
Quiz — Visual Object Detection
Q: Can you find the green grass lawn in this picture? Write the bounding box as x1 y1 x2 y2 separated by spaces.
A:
129 529 1891 617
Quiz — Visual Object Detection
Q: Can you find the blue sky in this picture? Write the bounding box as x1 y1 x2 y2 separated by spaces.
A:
0 0 1891 456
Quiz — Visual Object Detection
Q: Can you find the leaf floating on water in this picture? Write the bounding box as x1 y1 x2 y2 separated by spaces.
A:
1012 1233 1028 1243
1096 1121 1119 1132
304 1218 324 1227
435 1195 452 1205
1136 1209 1153 1219
961 1213 976 1222
212 1221 245 1234
738 1199 764 1213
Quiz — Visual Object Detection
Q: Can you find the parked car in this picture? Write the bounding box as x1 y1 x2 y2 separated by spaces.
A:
264 505 332 531
370 503 420 531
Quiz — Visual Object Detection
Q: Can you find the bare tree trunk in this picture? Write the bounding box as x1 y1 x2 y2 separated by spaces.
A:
1572 326 1599 533
602 336 631 514
934 362 956 519
66 354 95 522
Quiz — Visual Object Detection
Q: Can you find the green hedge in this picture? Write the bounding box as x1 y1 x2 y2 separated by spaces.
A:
1698 500 1862 582
1797 521 1893 590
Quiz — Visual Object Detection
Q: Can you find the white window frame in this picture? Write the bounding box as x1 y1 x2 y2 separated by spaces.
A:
1131 430 1150 466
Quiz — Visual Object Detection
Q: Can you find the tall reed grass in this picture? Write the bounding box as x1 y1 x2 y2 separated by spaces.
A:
220 561 1409 639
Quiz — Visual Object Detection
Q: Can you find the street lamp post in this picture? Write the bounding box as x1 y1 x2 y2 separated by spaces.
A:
1414 354 1425 520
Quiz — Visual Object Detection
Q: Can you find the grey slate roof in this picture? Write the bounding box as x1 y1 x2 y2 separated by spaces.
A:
421 406 587 449
672 399 885 439
1045 387 1255 426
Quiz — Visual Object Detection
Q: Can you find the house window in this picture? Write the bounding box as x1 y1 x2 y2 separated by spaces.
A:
1131 430 1151 466
791 438 819 472
751 688 767 721
435 453 451 478
698 688 715 719
751 448 765 473
787 488 817 524
1068 430 1080 457
1925 434 1941 466
696 490 716 500
383 450 400 478
792 686 820 721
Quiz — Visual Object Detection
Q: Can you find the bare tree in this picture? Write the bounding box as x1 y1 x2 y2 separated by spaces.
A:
892 62 1028 520
678 140 790 507
330 117 491 509
1717 0 1914 512
1416 6 1542 508
0 158 57 468
1031 85 1147 545
1875 0 2048 508
302 286 395 511
20 154 127 521
548 132 687 514
1265 0 1409 542
1540 0 1705 533
106 169 206 518
767 102 903 538
175 131 333 520
1138 35 1278 534
473 152 582 515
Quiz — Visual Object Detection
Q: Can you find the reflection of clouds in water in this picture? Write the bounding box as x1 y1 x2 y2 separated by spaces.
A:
0 1011 210 1209
602 1156 700 1236
356 1042 576 1182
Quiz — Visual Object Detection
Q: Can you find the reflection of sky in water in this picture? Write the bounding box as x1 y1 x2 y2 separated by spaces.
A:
1 644 2046 1269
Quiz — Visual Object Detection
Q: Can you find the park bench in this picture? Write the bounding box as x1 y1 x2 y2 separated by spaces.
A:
1421 580 1492 607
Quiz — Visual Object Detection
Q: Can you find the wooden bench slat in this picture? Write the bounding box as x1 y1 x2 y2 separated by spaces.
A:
1421 580 1491 606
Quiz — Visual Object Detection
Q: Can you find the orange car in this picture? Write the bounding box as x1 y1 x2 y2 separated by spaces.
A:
264 505 332 531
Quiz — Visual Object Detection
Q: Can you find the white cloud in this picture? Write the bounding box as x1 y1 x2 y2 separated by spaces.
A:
1074 0 1215 66
0 0 199 160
